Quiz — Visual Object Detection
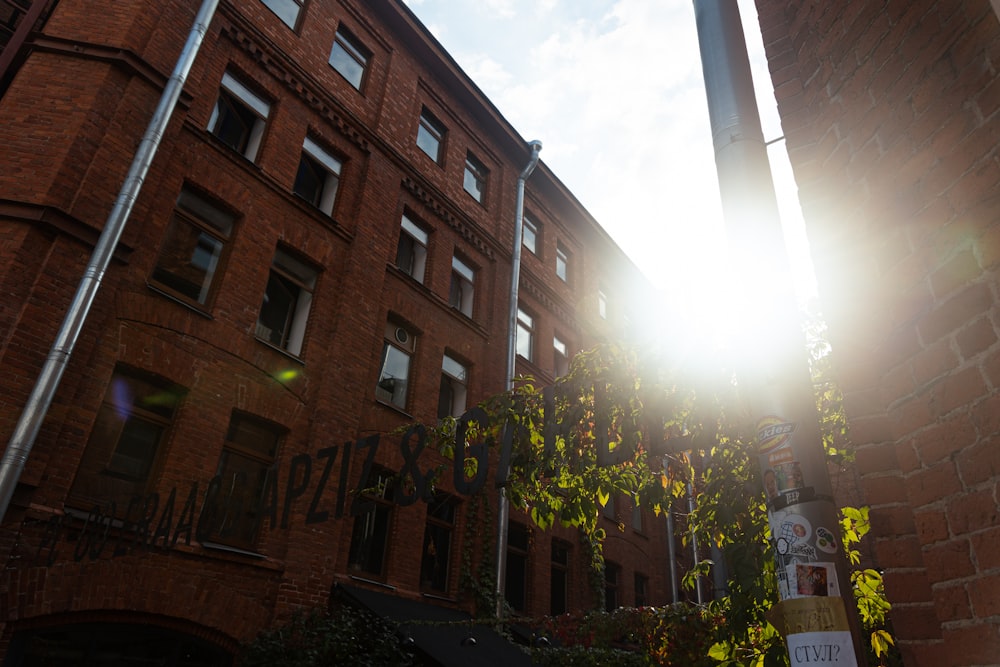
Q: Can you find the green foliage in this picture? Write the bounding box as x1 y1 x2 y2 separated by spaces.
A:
240 604 413 667
532 604 721 666
414 320 898 666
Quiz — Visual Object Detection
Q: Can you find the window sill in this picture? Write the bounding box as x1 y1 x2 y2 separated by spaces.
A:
201 540 268 559
254 335 306 364
349 575 395 590
374 397 414 420
146 283 215 319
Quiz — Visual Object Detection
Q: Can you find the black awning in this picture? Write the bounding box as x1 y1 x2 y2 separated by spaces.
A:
335 583 535 667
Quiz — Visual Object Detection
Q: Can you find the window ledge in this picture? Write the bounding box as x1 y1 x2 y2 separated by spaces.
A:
253 335 306 364
201 541 268 559
146 283 215 319
349 575 396 590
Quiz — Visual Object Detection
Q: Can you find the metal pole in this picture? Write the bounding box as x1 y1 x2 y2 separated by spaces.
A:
0 0 221 524
495 140 542 621
693 1 865 663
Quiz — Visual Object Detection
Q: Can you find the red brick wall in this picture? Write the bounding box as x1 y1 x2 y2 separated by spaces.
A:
755 1 1000 664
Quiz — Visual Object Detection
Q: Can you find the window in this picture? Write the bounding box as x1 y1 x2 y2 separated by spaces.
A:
631 501 644 533
420 494 456 592
377 322 415 409
348 468 393 575
635 573 649 607
505 521 529 612
601 494 616 521
395 215 428 283
555 244 569 282
438 354 468 419
463 152 487 202
256 247 318 356
69 368 184 512
329 26 369 90
206 414 281 550
260 0 303 29
294 136 341 215
550 540 570 616
605 561 621 611
150 187 235 307
598 288 608 320
208 71 270 161
416 108 445 163
553 336 569 378
449 255 475 317
522 217 538 255
516 307 534 362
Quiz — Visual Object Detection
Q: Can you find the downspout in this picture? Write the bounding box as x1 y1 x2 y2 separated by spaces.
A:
495 140 542 620
0 0 221 523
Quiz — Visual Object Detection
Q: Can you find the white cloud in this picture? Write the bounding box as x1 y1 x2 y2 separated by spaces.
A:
406 0 813 301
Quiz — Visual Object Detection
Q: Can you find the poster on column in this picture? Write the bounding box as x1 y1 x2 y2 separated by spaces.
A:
787 631 857 666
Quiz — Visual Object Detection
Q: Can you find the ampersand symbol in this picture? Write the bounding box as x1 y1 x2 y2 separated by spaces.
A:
395 424 426 506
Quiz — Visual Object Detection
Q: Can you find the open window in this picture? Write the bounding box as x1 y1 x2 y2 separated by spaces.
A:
449 254 475 317
437 354 468 419
208 71 270 161
256 246 318 356
395 215 428 283
377 321 415 409
294 136 341 215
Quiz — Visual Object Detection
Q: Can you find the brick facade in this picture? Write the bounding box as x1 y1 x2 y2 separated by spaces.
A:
755 1 1000 664
0 0 666 662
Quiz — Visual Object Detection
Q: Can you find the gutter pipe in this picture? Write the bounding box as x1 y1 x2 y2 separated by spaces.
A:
0 0 221 523
496 140 542 620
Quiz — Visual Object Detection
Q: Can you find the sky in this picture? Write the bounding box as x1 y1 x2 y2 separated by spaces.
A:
401 0 816 309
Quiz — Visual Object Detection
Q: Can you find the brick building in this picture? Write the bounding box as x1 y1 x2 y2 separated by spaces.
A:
754 1 1000 665
0 0 666 663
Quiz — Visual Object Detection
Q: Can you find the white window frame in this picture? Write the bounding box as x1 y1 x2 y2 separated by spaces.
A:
377 323 415 409
522 217 538 255
255 247 317 356
417 109 445 163
598 288 608 320
449 255 475 317
208 71 270 162
553 335 569 377
556 244 568 282
294 136 342 215
329 26 369 90
396 215 428 283
516 307 534 362
259 0 304 29
463 152 487 202
439 354 468 418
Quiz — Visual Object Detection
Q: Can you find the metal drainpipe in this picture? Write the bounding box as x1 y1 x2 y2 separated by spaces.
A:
0 0 221 524
495 140 542 621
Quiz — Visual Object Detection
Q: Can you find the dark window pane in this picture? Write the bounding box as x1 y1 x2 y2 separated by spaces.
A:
211 91 256 154
257 272 298 348
293 153 325 207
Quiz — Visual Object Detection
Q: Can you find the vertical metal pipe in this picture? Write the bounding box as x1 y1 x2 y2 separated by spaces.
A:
694 1 864 662
666 504 680 603
495 140 542 621
0 0 221 523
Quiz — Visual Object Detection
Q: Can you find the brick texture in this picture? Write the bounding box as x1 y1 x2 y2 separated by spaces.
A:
755 0 1000 663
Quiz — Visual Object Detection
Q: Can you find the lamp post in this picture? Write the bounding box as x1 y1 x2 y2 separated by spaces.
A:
693 1 865 664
